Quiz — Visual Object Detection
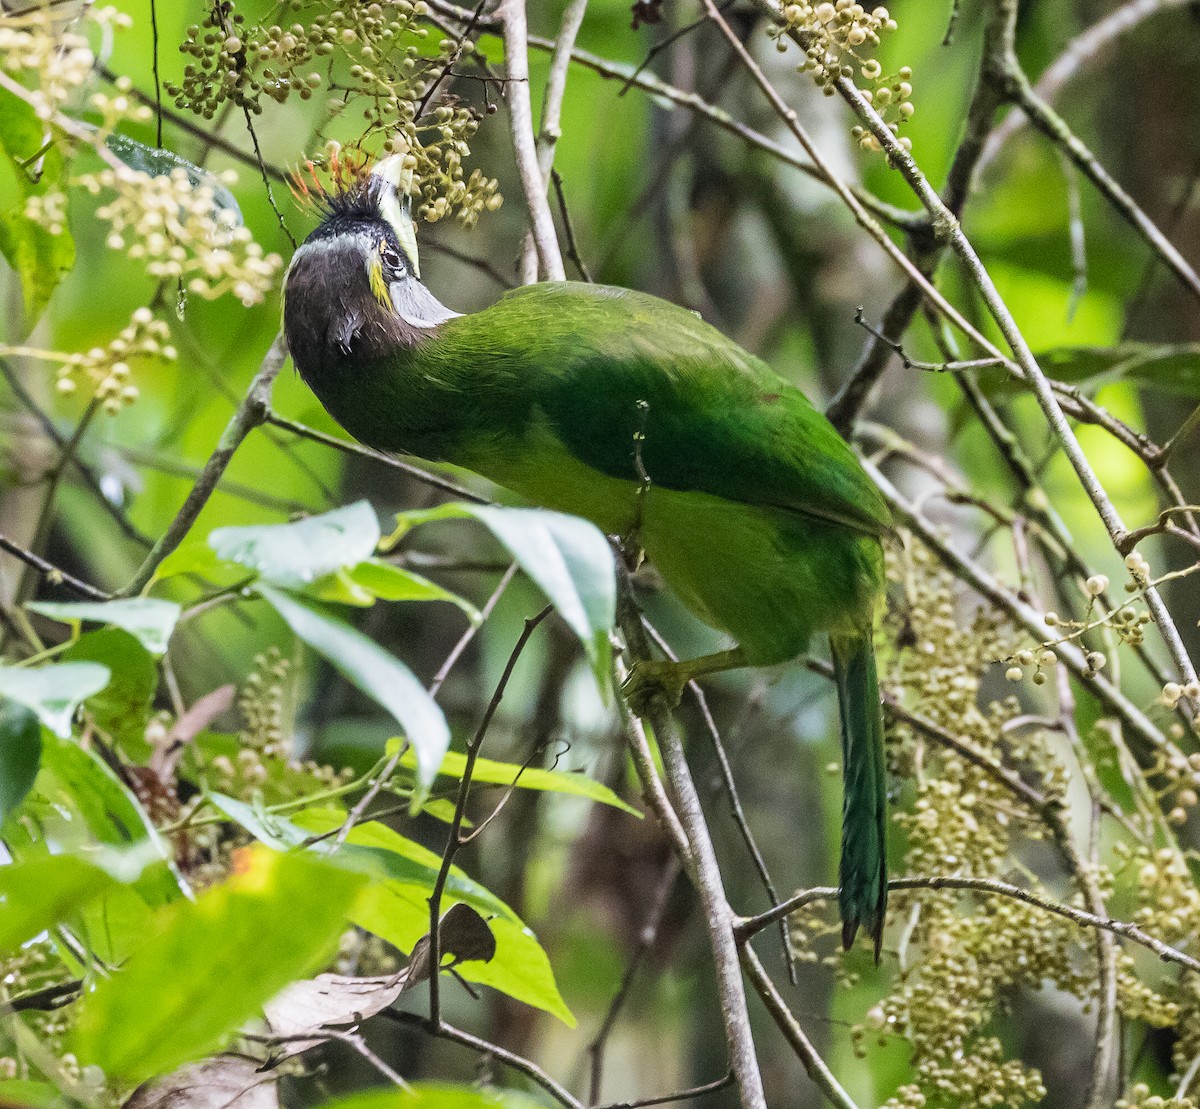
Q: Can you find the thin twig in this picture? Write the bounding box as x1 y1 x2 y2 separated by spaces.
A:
587 859 680 1104
500 0 564 282
737 877 1200 975
616 571 766 1109
262 410 486 505
427 604 552 1026
739 946 860 1109
0 535 110 601
595 1073 734 1109
385 1012 585 1109
118 333 287 597
981 0 1200 166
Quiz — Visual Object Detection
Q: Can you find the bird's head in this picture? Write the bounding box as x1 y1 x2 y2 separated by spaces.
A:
283 154 456 372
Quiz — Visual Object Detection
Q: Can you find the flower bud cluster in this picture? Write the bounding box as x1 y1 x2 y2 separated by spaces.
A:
49 307 174 414
82 166 282 305
0 7 129 119
168 1 501 229
239 648 292 759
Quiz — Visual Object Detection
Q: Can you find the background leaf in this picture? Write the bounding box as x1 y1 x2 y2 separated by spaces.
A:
0 662 110 737
0 87 75 329
73 847 366 1085
257 586 449 797
403 504 615 689
0 853 117 954
28 598 182 656
209 501 381 589
0 702 40 825
391 743 640 817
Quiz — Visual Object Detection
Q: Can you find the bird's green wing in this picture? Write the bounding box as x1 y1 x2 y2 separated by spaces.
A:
493 282 890 537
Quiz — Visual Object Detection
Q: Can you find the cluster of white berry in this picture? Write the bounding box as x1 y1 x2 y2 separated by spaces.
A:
82 166 282 305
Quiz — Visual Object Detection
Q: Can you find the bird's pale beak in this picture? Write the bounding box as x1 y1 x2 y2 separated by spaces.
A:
371 153 421 278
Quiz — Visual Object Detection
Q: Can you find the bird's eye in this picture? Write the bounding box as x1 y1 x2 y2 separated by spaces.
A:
379 240 405 276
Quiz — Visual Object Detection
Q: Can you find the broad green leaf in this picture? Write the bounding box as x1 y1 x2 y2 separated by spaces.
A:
0 854 115 954
73 847 366 1085
29 598 181 656
210 502 381 589
0 87 75 329
289 809 515 920
39 735 178 905
401 504 615 689
291 812 573 1026
62 629 158 759
105 133 241 221
152 540 248 586
315 1084 550 1109
0 1080 64 1109
1034 342 1200 398
0 662 110 737
350 559 481 621
461 916 575 1028
389 742 640 817
0 703 40 824
257 586 448 798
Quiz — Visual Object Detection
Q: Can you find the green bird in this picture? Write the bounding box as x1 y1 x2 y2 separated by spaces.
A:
282 156 892 954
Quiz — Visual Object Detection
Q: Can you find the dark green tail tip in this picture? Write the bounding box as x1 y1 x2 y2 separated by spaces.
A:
841 907 885 964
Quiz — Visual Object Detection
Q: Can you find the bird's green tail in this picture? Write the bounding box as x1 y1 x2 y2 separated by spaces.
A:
830 631 888 961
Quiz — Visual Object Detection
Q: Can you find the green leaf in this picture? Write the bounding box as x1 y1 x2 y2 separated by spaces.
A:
0 854 115 954
257 586 449 798
62 629 158 759
349 559 481 621
0 1080 64 1109
389 741 640 817
39 735 178 905
314 1084 551 1109
28 598 181 656
73 847 366 1086
210 502 381 589
1034 342 1200 397
152 540 249 586
0 662 110 737
0 702 40 825
402 504 615 689
0 87 75 329
290 812 574 1026
105 132 241 222
287 809 515 920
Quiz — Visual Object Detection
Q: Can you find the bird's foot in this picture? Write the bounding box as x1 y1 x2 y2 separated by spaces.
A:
621 659 689 717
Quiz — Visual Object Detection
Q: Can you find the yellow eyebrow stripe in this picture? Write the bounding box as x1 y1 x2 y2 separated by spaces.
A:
367 248 393 312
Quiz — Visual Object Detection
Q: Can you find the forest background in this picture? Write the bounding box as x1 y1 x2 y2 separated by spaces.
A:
4 0 1200 1107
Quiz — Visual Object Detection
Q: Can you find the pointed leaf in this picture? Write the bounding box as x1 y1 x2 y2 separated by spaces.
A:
403 504 615 689
73 847 366 1085
39 735 180 905
389 742 640 816
349 559 481 622
0 702 40 824
314 1085 550 1109
257 586 448 797
210 502 381 589
0 87 75 329
0 662 110 737
0 846 156 954
0 854 115 954
29 598 181 656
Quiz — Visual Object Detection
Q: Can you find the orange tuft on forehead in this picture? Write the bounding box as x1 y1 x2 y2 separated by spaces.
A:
287 148 372 213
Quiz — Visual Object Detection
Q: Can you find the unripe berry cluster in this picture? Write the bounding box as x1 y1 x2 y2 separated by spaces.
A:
167 1 502 230
771 2 914 153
